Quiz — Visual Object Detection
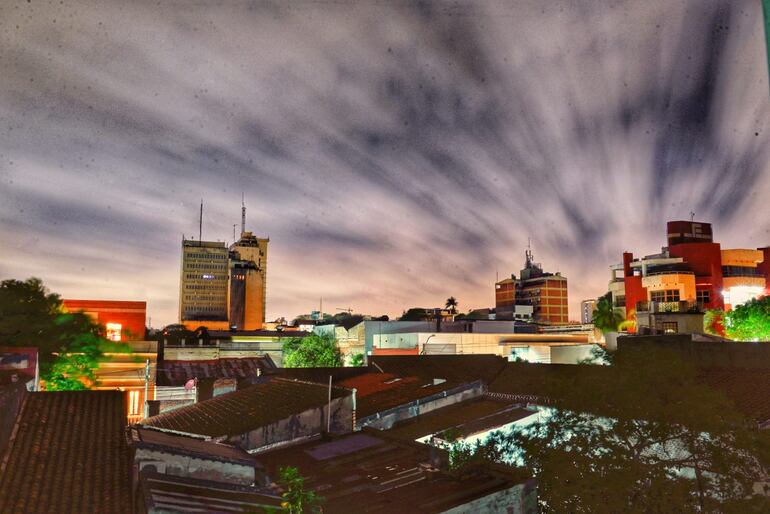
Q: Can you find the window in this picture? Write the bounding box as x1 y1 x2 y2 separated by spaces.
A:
128 390 141 416
105 322 122 342
615 295 626 307
696 290 710 304
651 290 680 303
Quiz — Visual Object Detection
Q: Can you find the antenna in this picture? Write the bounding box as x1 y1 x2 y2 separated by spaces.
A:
199 199 203 247
233 224 237 241
241 192 246 236
690 211 695 222
525 238 534 268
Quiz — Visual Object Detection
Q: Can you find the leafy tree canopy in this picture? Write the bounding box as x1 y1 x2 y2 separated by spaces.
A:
724 296 770 341
282 333 342 368
278 466 323 513
399 307 433 321
450 348 770 512
0 277 128 389
445 296 458 314
592 295 623 333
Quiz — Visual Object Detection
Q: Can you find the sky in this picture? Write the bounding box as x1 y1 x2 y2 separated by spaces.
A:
1 0 769 327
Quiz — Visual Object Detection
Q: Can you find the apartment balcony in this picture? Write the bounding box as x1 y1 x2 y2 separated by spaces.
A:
635 301 701 314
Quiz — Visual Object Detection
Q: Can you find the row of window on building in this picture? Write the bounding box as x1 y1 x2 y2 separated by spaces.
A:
185 252 228 260
185 263 228 270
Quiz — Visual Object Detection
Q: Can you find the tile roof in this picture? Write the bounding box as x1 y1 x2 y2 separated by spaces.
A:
156 357 275 386
255 431 534 513
369 354 509 384
128 426 257 465
338 372 465 418
0 391 131 514
385 397 535 441
142 377 352 438
140 470 283 512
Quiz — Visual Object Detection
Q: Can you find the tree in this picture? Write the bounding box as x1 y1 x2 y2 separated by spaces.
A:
704 309 726 337
445 297 458 315
0 277 127 389
282 333 342 368
724 296 770 341
592 293 623 333
399 307 432 321
278 466 323 514
349 353 365 367
459 349 770 512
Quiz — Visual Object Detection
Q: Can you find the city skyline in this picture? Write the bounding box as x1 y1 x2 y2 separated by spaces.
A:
2 0 770 326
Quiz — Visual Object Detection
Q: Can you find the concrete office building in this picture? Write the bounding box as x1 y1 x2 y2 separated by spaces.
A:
179 240 230 326
179 203 269 331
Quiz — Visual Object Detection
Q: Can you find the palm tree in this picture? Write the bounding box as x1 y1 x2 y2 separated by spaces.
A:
445 296 458 315
592 295 623 333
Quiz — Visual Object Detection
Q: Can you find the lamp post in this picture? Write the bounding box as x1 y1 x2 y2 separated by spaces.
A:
421 334 436 355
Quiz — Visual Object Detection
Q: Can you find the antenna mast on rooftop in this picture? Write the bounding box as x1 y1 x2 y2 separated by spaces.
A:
525 237 534 268
241 192 246 237
199 199 203 247
690 211 695 222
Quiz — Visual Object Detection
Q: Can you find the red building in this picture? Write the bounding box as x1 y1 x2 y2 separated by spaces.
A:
62 299 147 341
609 221 770 320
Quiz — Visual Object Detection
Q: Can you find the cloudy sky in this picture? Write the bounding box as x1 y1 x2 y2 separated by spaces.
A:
1 0 769 326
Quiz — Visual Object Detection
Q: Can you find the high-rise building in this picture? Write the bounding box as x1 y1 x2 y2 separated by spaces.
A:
229 231 269 330
179 240 230 325
609 220 770 319
495 246 569 324
178 202 269 331
580 299 597 324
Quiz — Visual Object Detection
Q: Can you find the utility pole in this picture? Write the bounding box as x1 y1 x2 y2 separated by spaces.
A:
198 199 203 247
143 358 151 419
327 375 332 433
763 0 770 96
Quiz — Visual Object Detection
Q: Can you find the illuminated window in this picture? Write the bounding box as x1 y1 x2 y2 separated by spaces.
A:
128 390 141 416
105 323 122 342
651 290 680 303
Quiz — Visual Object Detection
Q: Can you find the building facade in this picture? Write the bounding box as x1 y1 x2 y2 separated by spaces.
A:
62 299 147 341
609 220 770 327
179 231 269 331
179 240 230 326
580 299 597 324
496 247 569 324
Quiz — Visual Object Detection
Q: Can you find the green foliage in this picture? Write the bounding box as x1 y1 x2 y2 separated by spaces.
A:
348 353 365 367
445 296 458 315
278 466 322 513
0 277 129 390
462 349 770 512
592 295 624 333
399 307 432 321
282 333 342 368
704 309 726 337
724 296 770 341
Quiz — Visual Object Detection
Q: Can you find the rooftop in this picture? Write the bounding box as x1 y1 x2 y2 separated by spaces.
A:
369 354 509 385
140 471 282 513
142 377 352 438
128 425 257 465
156 357 276 387
0 391 131 514
255 431 534 513
337 372 464 418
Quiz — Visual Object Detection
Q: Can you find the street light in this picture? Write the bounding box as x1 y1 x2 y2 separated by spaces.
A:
420 334 436 355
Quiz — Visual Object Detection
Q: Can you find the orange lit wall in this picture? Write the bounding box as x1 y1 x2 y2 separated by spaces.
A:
62 299 146 341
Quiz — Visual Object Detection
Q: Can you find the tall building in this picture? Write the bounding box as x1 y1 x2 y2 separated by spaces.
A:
179 240 230 326
580 299 597 324
609 220 770 320
178 203 269 331
229 231 269 330
495 246 569 324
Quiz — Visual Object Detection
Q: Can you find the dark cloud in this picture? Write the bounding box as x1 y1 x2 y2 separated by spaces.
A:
0 0 768 324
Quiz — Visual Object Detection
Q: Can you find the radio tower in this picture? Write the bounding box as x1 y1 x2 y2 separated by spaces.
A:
241 192 246 237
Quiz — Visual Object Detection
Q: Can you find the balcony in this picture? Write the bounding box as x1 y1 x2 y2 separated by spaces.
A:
636 301 701 314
